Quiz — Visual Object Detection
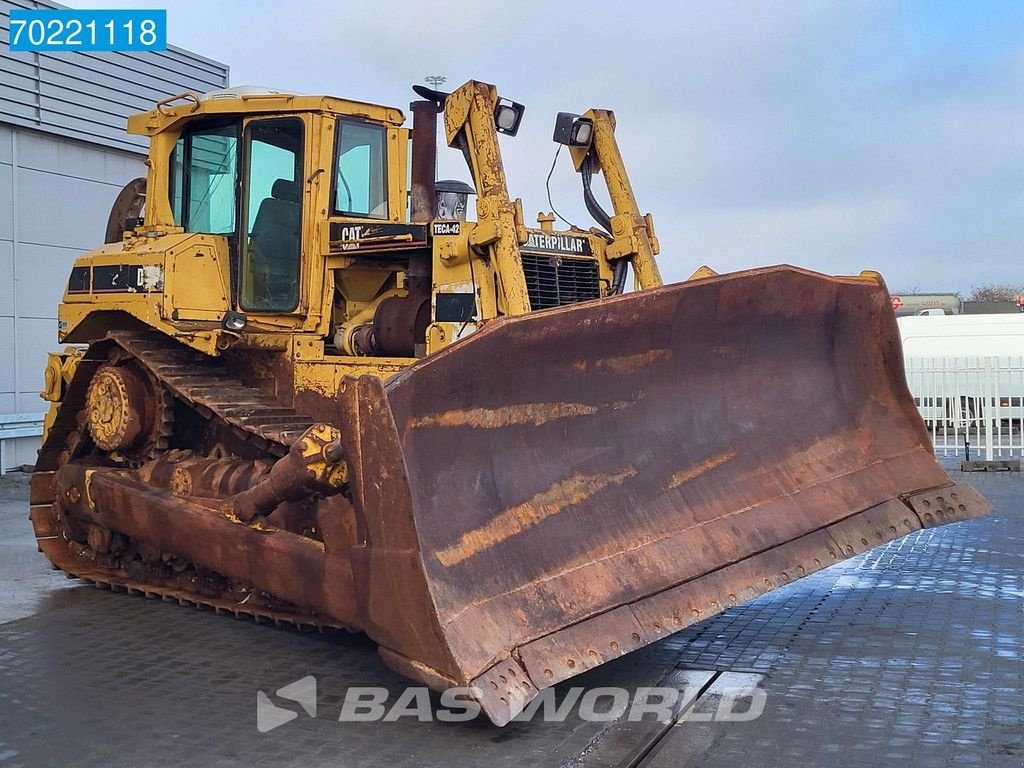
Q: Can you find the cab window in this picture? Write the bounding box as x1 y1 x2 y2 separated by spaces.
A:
168 122 239 234
334 120 386 218
239 118 305 312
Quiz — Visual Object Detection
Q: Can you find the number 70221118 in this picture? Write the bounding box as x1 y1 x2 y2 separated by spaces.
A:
8 9 166 52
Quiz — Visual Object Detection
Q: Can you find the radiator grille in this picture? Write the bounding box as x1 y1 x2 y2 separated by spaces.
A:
521 254 601 310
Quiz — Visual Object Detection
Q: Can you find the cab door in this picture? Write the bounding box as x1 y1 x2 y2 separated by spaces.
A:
238 116 307 314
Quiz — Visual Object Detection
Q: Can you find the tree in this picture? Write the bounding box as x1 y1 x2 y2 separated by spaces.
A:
965 284 1024 302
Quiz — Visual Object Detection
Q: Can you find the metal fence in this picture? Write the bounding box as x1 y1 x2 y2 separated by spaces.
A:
903 356 1024 460
0 411 44 474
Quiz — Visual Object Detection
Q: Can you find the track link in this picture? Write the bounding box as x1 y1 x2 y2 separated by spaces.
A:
111 331 315 452
30 331 338 630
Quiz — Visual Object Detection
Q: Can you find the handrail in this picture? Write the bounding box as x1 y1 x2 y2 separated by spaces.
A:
155 92 201 116
0 412 45 475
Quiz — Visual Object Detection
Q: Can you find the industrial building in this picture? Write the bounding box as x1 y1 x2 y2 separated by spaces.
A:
0 0 228 469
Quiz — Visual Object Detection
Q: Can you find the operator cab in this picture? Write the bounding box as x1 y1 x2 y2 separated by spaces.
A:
166 103 392 316
61 80 628 362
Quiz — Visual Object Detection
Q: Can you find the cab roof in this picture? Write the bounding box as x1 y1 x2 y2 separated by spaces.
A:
127 87 405 136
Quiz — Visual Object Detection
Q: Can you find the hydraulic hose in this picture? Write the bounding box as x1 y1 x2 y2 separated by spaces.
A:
581 155 628 294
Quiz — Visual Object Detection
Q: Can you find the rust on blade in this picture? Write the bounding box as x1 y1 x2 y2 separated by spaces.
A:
407 401 598 429
666 448 737 490
572 348 672 375
435 467 639 567
406 396 644 430
354 263 991 722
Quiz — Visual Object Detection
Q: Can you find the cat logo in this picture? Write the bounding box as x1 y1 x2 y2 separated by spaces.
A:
338 225 363 251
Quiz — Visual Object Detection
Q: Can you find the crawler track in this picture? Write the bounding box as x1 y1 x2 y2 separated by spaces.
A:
29 331 339 630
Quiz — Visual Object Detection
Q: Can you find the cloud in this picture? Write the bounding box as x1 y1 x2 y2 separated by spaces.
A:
65 0 1024 291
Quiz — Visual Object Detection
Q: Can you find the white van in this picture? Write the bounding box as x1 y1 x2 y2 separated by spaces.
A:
898 314 1024 426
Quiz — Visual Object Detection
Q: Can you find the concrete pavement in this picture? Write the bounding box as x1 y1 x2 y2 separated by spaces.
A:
0 470 1020 767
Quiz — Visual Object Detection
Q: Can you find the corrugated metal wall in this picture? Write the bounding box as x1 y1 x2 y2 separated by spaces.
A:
1 0 228 153
0 0 228 469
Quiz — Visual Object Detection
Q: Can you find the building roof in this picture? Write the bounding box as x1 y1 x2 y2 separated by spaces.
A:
0 0 229 154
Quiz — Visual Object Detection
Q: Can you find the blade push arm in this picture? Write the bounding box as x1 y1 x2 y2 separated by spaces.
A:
443 81 532 316
568 109 663 290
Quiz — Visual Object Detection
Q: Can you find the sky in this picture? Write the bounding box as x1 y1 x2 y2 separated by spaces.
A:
66 0 1024 293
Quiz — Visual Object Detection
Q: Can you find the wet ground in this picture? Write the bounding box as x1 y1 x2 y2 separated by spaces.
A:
0 468 1021 767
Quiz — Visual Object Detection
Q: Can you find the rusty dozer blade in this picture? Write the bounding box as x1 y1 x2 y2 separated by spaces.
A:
338 264 989 725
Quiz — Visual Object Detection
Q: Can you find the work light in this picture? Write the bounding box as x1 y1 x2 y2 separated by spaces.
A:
552 112 594 147
493 98 525 136
222 310 248 332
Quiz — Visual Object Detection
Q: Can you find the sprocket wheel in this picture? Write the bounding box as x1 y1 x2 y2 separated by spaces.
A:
83 351 173 465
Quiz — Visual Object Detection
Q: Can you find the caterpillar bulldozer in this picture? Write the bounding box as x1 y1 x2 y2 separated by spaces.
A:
31 79 989 726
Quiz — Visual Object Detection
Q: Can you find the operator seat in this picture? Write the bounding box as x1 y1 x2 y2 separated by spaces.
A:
249 178 301 309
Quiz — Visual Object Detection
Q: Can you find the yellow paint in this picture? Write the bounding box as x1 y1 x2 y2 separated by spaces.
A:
292 356 412 399
40 348 83 442
435 468 638 567
41 402 60 444
40 353 64 402
83 469 96 508
688 265 719 280
162 237 232 321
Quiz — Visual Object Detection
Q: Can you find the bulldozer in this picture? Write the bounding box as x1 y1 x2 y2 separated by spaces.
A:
31 79 989 726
